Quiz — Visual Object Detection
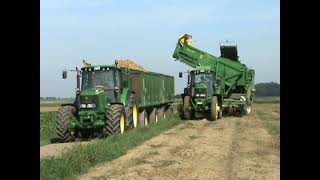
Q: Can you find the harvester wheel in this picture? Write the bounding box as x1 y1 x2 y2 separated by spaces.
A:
56 106 76 143
105 104 126 135
244 104 252 115
183 96 192 119
210 96 220 121
218 109 223 119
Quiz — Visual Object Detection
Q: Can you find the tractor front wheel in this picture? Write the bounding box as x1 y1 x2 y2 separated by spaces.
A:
56 106 76 143
105 104 126 135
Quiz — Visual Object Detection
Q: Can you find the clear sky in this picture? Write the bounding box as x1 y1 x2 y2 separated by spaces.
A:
40 0 280 97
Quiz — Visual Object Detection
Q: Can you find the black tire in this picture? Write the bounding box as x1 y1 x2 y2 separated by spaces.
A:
218 109 223 119
157 107 164 120
56 106 76 143
127 94 138 129
105 104 125 135
138 109 147 126
210 96 219 121
149 108 157 123
183 96 192 119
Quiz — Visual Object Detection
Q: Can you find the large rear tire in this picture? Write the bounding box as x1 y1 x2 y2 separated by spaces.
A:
105 104 126 135
210 96 219 121
183 96 192 119
127 94 138 129
56 106 76 143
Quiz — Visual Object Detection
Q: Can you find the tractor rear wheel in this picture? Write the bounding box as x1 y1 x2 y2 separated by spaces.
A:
105 104 126 135
210 96 219 121
127 94 138 129
56 106 76 143
183 96 192 119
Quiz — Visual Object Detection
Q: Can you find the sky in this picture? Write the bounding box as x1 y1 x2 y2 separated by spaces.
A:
40 0 280 97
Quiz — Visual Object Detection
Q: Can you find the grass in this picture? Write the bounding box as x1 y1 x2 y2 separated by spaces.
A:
40 112 57 146
40 114 182 180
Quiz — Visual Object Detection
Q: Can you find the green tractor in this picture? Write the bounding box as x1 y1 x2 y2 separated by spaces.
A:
174 34 255 121
57 61 139 142
57 60 175 143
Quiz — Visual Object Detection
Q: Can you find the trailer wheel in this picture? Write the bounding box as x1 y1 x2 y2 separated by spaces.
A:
56 106 76 143
149 108 157 123
210 96 220 121
106 104 126 135
157 107 164 120
138 109 147 126
183 96 192 119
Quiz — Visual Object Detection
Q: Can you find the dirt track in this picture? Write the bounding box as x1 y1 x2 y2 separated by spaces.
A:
78 104 280 180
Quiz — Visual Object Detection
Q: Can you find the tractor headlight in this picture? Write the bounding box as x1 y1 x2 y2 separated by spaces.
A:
86 103 96 108
196 94 200 97
200 94 206 97
80 104 87 108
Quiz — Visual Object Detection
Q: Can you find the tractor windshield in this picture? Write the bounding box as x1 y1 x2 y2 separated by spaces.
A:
81 69 119 91
193 73 215 86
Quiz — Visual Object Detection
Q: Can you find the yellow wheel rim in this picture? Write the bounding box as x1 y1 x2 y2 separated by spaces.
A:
120 114 125 134
216 103 220 119
133 105 138 128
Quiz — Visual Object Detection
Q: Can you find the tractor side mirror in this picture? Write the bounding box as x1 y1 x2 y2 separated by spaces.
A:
62 70 67 79
179 72 183 78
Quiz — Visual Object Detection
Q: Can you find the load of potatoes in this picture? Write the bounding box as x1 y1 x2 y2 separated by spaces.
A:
117 59 146 72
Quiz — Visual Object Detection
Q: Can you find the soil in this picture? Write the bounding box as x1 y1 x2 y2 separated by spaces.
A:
77 103 280 180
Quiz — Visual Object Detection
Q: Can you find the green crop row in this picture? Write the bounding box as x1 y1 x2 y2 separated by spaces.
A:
40 112 57 146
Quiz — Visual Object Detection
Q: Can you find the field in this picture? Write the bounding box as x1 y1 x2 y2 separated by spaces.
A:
40 97 279 179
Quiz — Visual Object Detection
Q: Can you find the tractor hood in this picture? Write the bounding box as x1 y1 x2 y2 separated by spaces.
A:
194 83 214 97
80 87 104 96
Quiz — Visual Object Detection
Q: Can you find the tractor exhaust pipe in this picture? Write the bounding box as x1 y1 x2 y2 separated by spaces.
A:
76 67 81 108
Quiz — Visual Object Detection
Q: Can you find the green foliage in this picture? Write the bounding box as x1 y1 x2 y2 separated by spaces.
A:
255 82 280 97
40 114 182 180
40 112 57 146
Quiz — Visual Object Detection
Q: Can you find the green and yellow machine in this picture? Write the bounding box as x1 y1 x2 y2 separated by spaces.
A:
57 61 174 142
173 34 255 120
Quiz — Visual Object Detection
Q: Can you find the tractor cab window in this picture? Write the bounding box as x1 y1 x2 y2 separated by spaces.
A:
81 68 119 91
192 72 215 86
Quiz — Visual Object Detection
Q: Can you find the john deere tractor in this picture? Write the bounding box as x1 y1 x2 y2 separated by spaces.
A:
57 61 138 142
173 34 255 120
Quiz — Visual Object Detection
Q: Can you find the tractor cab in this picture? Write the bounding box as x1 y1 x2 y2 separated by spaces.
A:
190 67 216 99
81 65 121 105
